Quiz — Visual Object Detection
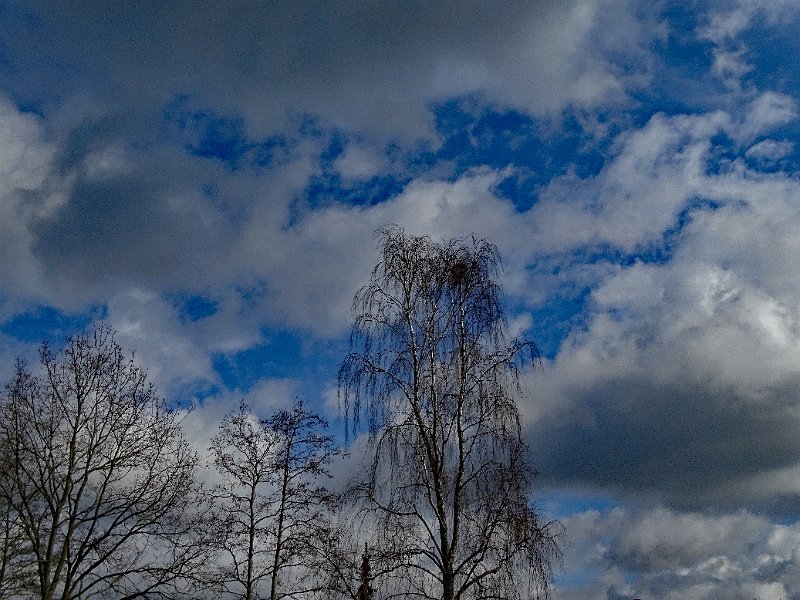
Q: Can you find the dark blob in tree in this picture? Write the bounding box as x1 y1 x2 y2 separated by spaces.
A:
356 545 374 600
339 228 560 600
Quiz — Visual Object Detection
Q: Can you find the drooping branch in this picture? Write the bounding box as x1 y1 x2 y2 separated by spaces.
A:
339 227 561 600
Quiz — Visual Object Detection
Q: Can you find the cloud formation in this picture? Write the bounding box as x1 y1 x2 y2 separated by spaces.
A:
558 505 800 599
2 2 800 596
521 100 800 511
3 1 658 140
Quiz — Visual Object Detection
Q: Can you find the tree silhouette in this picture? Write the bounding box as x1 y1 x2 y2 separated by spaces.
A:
209 400 339 600
0 326 204 600
340 228 560 600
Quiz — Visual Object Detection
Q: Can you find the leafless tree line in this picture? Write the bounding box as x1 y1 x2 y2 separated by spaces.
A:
0 328 367 600
0 229 559 600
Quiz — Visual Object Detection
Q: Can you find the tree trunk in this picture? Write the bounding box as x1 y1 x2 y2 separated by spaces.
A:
270 441 292 600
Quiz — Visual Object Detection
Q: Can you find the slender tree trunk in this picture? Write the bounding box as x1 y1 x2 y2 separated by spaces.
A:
270 441 292 600
247 483 257 600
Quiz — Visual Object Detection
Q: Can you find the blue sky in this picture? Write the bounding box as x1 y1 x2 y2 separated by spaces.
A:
3 1 800 597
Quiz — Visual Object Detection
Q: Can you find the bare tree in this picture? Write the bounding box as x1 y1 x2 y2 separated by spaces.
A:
209 401 280 600
0 326 205 600
339 228 561 600
209 400 339 600
265 401 340 600
0 487 34 597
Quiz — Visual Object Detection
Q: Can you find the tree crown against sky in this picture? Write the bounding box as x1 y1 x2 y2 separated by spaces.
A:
340 228 560 600
0 326 205 600
208 399 340 600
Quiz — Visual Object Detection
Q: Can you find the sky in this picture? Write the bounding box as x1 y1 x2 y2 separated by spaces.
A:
2 1 800 597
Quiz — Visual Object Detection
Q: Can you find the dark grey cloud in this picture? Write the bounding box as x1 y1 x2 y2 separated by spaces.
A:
29 151 237 301
2 0 656 140
530 377 800 512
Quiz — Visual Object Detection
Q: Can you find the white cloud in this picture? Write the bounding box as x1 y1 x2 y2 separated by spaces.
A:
0 97 65 311
556 506 800 599
711 47 752 90
83 144 132 181
529 110 730 255
0 99 54 195
333 141 387 181
746 138 794 161
699 0 800 44
18 88 800 513
106 290 218 399
739 92 797 141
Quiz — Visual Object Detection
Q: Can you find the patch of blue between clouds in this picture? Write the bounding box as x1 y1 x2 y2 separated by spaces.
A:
387 139 439 175
745 121 800 173
319 130 346 165
164 95 288 170
1 305 105 344
738 15 800 98
705 128 800 176
211 327 346 397
431 98 613 211
294 134 414 220
705 131 740 175
528 197 722 358
166 293 219 323
305 173 407 209
303 97 626 214
542 489 622 517
625 4 730 121
172 381 222 411
164 93 627 215
525 290 592 360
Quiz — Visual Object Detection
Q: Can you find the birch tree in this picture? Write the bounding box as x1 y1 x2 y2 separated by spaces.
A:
339 228 561 600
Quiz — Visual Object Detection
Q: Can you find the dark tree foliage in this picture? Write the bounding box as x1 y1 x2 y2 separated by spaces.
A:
315 514 409 600
339 228 561 600
356 545 374 600
0 326 206 600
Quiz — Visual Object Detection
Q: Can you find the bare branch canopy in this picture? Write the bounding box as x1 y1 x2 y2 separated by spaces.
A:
339 227 561 600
